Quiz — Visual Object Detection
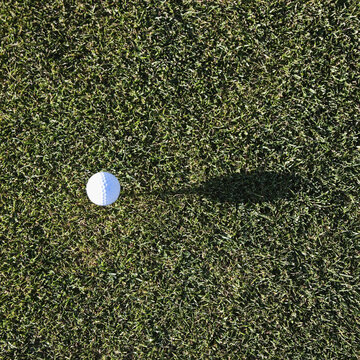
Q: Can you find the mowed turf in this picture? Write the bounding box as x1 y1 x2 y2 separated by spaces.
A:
1 0 359 358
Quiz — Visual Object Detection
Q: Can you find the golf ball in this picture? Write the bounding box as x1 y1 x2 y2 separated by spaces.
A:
86 172 121 206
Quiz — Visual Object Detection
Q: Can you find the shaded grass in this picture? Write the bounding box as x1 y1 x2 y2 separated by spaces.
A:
1 0 359 359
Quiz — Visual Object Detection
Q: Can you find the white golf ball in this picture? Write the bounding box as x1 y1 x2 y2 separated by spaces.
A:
86 172 121 206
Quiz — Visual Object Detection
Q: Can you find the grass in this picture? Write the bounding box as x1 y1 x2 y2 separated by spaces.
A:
1 0 359 358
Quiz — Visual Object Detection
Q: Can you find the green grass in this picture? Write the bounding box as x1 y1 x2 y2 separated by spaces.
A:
1 0 359 358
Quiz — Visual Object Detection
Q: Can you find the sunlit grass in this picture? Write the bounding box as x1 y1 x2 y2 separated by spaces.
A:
1 1 359 358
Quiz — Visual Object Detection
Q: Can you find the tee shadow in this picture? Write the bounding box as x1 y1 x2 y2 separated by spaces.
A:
162 170 304 204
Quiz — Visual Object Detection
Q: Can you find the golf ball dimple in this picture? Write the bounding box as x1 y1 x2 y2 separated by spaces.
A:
86 172 121 206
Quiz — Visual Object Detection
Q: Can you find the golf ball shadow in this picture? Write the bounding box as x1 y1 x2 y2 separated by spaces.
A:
168 170 305 204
